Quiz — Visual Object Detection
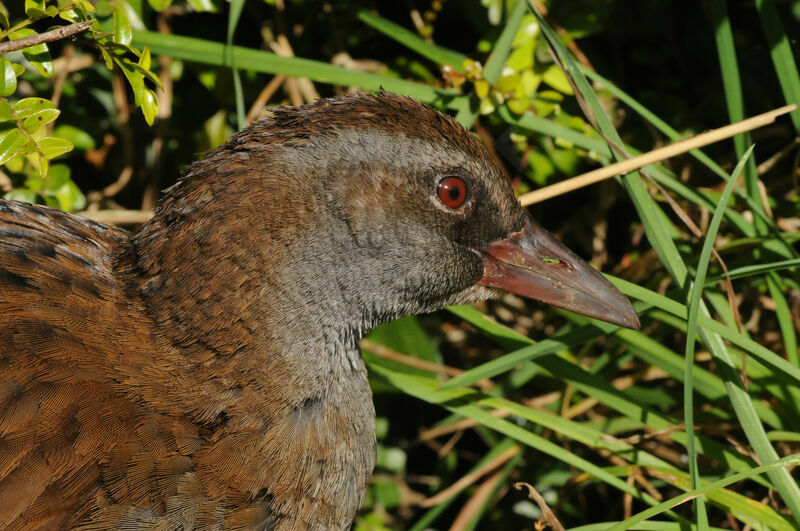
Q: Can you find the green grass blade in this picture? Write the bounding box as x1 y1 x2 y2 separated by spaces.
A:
407 439 517 531
614 278 800 387
452 307 770 482
706 258 800 284
608 455 800 531
683 145 754 526
577 66 796 243
226 0 246 130
357 10 467 72
767 274 799 366
528 2 800 518
755 0 800 134
131 31 459 104
368 363 673 514
572 524 729 531
711 0 800 372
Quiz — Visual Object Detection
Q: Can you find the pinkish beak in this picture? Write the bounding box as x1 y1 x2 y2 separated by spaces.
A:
477 218 640 330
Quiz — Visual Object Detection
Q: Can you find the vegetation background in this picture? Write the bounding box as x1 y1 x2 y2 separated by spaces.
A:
1 0 799 529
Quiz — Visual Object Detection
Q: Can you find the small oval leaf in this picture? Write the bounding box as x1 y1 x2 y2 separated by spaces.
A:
10 28 54 78
14 97 56 119
0 58 17 97
38 136 74 159
22 108 60 133
113 5 132 46
141 88 158 126
0 129 26 165
24 0 47 19
0 100 13 121
4 189 39 204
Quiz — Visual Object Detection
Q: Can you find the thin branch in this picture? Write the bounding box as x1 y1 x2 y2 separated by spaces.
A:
518 103 798 206
0 20 93 54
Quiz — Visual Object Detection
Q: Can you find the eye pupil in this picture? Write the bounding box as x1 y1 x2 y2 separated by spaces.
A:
438 177 468 209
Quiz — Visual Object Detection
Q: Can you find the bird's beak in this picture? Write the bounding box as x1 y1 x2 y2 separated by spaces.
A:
477 218 640 330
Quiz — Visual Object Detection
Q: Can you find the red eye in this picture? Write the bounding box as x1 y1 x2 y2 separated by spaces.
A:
437 176 468 209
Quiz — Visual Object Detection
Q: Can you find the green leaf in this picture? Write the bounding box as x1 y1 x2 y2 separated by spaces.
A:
186 0 217 12
35 152 48 177
0 129 26 165
113 4 133 45
683 146 754 526
38 136 74 159
22 108 60 133
52 124 95 151
148 0 173 11
10 28 54 78
0 58 17 97
0 3 9 29
100 46 114 70
138 45 151 71
542 64 573 94
755 0 800 135
24 0 47 19
76 0 96 13
51 176 86 211
4 188 38 204
42 163 70 191
0 99 12 121
140 88 158 125
128 60 163 89
115 57 145 106
14 98 57 119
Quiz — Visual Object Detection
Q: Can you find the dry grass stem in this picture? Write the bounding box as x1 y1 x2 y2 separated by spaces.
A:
449 468 507 531
518 104 797 206
76 209 153 225
360 339 494 392
420 444 519 507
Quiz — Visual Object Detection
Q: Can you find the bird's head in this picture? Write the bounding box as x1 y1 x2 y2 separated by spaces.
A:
137 91 638 348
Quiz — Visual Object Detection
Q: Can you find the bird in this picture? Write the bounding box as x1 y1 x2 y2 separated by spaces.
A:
0 91 639 529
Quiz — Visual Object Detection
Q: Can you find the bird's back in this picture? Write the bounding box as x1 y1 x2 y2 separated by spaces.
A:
0 200 273 529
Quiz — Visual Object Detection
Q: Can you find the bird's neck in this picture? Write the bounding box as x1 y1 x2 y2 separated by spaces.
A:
130 192 377 527
133 210 375 424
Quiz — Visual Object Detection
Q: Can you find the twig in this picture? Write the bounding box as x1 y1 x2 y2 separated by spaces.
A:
518 104 798 206
0 20 92 54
